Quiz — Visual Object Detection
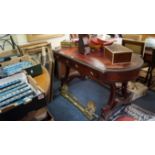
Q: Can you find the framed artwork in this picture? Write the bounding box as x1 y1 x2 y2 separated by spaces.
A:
27 34 64 42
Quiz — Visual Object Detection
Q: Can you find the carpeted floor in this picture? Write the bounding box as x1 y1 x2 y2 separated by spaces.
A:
133 90 155 113
48 78 155 121
48 78 110 121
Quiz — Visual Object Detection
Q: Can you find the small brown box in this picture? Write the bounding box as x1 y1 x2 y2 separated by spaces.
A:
104 44 133 64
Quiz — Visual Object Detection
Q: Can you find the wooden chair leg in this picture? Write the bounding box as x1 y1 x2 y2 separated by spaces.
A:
148 67 154 87
145 66 151 83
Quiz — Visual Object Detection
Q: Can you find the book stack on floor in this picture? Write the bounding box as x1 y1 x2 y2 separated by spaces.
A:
0 54 46 120
0 72 45 118
106 104 155 121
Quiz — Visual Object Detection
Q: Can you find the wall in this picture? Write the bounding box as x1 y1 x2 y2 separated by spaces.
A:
141 34 155 40
3 34 155 51
15 34 70 49
0 34 69 52
0 34 18 52
0 34 70 52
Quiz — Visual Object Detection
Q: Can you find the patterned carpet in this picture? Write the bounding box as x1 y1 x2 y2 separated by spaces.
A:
107 102 155 121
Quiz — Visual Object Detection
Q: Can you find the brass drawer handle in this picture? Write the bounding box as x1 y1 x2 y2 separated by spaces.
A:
55 55 59 59
90 71 94 76
75 64 79 68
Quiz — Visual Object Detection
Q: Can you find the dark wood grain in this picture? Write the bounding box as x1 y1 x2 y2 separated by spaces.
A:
54 47 144 118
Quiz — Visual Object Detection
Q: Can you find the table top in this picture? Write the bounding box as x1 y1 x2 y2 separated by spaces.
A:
55 47 144 73
33 67 50 95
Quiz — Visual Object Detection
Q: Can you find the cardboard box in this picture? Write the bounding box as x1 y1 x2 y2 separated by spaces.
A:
104 44 133 64
0 72 45 114
127 81 148 101
0 55 42 77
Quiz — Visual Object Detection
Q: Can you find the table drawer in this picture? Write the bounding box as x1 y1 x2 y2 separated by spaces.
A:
71 62 101 79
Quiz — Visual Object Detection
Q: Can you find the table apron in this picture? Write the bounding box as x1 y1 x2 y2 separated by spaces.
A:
102 69 140 83
55 54 141 83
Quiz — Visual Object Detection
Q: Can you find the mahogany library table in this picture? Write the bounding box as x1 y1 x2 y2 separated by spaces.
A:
54 47 143 118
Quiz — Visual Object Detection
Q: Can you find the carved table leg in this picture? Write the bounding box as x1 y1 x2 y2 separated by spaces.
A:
122 82 128 98
61 65 70 86
101 82 132 119
61 64 86 85
101 83 117 118
120 82 133 105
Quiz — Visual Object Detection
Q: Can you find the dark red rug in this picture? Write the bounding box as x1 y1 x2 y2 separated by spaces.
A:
107 104 155 121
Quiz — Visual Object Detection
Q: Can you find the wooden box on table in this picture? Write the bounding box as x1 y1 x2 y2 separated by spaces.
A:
104 44 133 64
61 40 78 48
